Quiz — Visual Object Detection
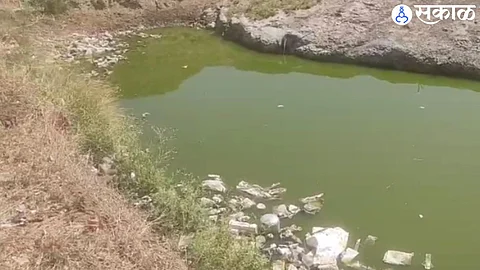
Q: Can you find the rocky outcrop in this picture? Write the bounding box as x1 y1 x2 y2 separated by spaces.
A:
214 0 480 81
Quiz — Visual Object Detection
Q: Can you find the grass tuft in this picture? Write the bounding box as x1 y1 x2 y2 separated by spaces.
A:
191 225 269 270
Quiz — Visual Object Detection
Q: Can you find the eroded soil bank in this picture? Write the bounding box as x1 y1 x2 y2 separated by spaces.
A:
214 0 480 81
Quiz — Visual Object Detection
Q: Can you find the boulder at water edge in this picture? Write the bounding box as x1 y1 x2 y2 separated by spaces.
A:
304 227 349 270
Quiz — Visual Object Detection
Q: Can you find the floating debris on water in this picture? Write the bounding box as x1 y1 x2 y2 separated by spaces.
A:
423 253 434 269
364 235 378 245
354 238 361 251
383 250 414 266
277 104 284 108
419 214 424 219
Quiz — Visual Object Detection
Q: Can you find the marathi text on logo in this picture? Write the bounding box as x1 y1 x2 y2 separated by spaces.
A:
414 4 476 25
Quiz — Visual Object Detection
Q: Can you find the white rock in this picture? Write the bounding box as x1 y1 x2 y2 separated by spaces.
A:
212 194 223 204
288 204 300 215
383 250 414 266
236 180 272 199
300 193 324 204
241 197 256 209
202 179 226 193
260 213 280 231
228 220 258 234
256 203 266 210
273 204 291 218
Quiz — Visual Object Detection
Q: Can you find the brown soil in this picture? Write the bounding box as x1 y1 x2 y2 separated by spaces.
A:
0 0 219 269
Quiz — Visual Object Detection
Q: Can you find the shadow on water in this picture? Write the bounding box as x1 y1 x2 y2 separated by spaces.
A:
111 27 480 99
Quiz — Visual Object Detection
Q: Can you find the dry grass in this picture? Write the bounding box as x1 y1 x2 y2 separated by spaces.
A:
0 2 271 270
0 62 188 269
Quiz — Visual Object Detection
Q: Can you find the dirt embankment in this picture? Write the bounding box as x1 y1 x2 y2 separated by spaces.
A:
216 0 480 81
0 2 205 269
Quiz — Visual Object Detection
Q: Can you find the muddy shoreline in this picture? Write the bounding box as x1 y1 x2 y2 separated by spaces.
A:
212 2 480 81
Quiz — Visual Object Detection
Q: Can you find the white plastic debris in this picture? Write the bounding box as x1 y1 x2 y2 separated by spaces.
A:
207 174 221 179
364 235 378 245
419 214 424 219
420 106 425 109
340 248 359 265
383 250 414 266
353 238 361 251
277 104 284 108
182 65 188 69
305 227 349 269
422 253 434 269
311 227 325 234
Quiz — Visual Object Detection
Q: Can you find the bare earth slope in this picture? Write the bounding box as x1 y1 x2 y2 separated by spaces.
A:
217 0 480 80
0 3 193 269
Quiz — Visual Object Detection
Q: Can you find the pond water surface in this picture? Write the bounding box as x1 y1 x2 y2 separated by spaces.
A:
112 28 480 270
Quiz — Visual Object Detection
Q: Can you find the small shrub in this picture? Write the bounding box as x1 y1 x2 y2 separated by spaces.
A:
191 226 269 270
91 0 107 10
116 0 142 9
28 0 69 14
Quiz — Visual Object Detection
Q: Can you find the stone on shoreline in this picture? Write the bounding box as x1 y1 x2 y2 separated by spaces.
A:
305 227 349 270
212 194 223 203
215 4 480 82
260 213 280 232
303 201 323 214
256 203 266 210
202 179 227 193
240 197 256 209
273 204 291 218
236 180 272 199
228 219 258 234
288 204 300 215
300 193 324 204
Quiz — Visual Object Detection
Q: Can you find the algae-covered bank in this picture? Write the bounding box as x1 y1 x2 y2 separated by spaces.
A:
114 28 480 270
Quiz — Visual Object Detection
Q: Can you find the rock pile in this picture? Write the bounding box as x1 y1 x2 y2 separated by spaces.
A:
58 25 162 77
200 174 431 270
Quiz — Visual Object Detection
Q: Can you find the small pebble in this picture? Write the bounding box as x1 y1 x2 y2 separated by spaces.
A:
256 203 266 210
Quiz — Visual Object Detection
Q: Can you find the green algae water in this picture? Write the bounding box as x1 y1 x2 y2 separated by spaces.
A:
113 28 480 270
